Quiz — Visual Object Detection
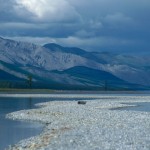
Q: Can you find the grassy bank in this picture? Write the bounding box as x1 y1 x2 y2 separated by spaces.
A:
0 88 54 94
0 88 147 95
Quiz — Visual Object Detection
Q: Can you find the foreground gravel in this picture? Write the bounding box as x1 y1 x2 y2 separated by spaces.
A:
5 95 150 150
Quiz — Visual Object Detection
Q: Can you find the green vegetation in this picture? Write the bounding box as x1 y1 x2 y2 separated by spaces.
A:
0 88 54 93
0 81 11 88
104 80 108 91
26 74 33 88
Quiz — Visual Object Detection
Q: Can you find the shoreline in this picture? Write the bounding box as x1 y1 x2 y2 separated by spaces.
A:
1 91 150 98
0 89 149 95
5 95 150 150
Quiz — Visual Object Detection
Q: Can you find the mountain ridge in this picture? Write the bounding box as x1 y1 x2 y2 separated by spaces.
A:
0 37 150 89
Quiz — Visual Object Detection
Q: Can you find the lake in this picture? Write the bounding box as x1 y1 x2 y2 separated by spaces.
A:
0 96 91 150
0 93 150 149
115 102 150 112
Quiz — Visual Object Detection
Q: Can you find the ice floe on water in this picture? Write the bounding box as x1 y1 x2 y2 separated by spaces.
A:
5 95 150 150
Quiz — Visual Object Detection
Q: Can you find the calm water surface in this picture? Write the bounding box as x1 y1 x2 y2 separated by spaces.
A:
0 94 150 149
0 97 46 150
119 102 150 112
0 96 91 150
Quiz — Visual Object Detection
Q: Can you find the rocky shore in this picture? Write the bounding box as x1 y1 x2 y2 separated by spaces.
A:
5 95 150 150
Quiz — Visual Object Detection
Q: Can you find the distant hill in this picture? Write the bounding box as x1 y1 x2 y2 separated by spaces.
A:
0 37 150 90
52 66 148 90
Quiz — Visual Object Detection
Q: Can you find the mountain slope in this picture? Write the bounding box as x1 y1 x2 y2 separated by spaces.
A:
43 43 150 86
0 69 25 81
52 66 147 90
54 66 123 83
44 43 106 64
0 37 150 89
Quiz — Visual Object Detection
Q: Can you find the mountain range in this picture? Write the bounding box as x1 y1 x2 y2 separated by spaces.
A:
0 37 150 90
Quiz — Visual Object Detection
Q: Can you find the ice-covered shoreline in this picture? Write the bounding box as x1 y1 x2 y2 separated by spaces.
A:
5 95 150 150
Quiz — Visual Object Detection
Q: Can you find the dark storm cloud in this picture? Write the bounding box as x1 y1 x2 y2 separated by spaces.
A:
0 0 150 54
0 0 16 22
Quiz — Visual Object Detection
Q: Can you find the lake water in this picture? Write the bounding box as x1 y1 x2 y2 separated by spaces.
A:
0 97 44 150
117 102 150 112
0 96 91 150
0 94 150 149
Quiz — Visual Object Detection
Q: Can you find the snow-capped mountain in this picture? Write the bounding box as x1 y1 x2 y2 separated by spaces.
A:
0 37 150 89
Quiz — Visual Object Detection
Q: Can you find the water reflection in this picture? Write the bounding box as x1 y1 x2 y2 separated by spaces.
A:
112 102 150 112
0 97 43 150
0 96 92 149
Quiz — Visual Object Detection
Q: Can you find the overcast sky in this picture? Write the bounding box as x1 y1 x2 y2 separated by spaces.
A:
0 0 150 54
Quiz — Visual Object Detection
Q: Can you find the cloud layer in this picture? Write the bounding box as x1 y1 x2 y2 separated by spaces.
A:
14 0 81 23
0 0 150 54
